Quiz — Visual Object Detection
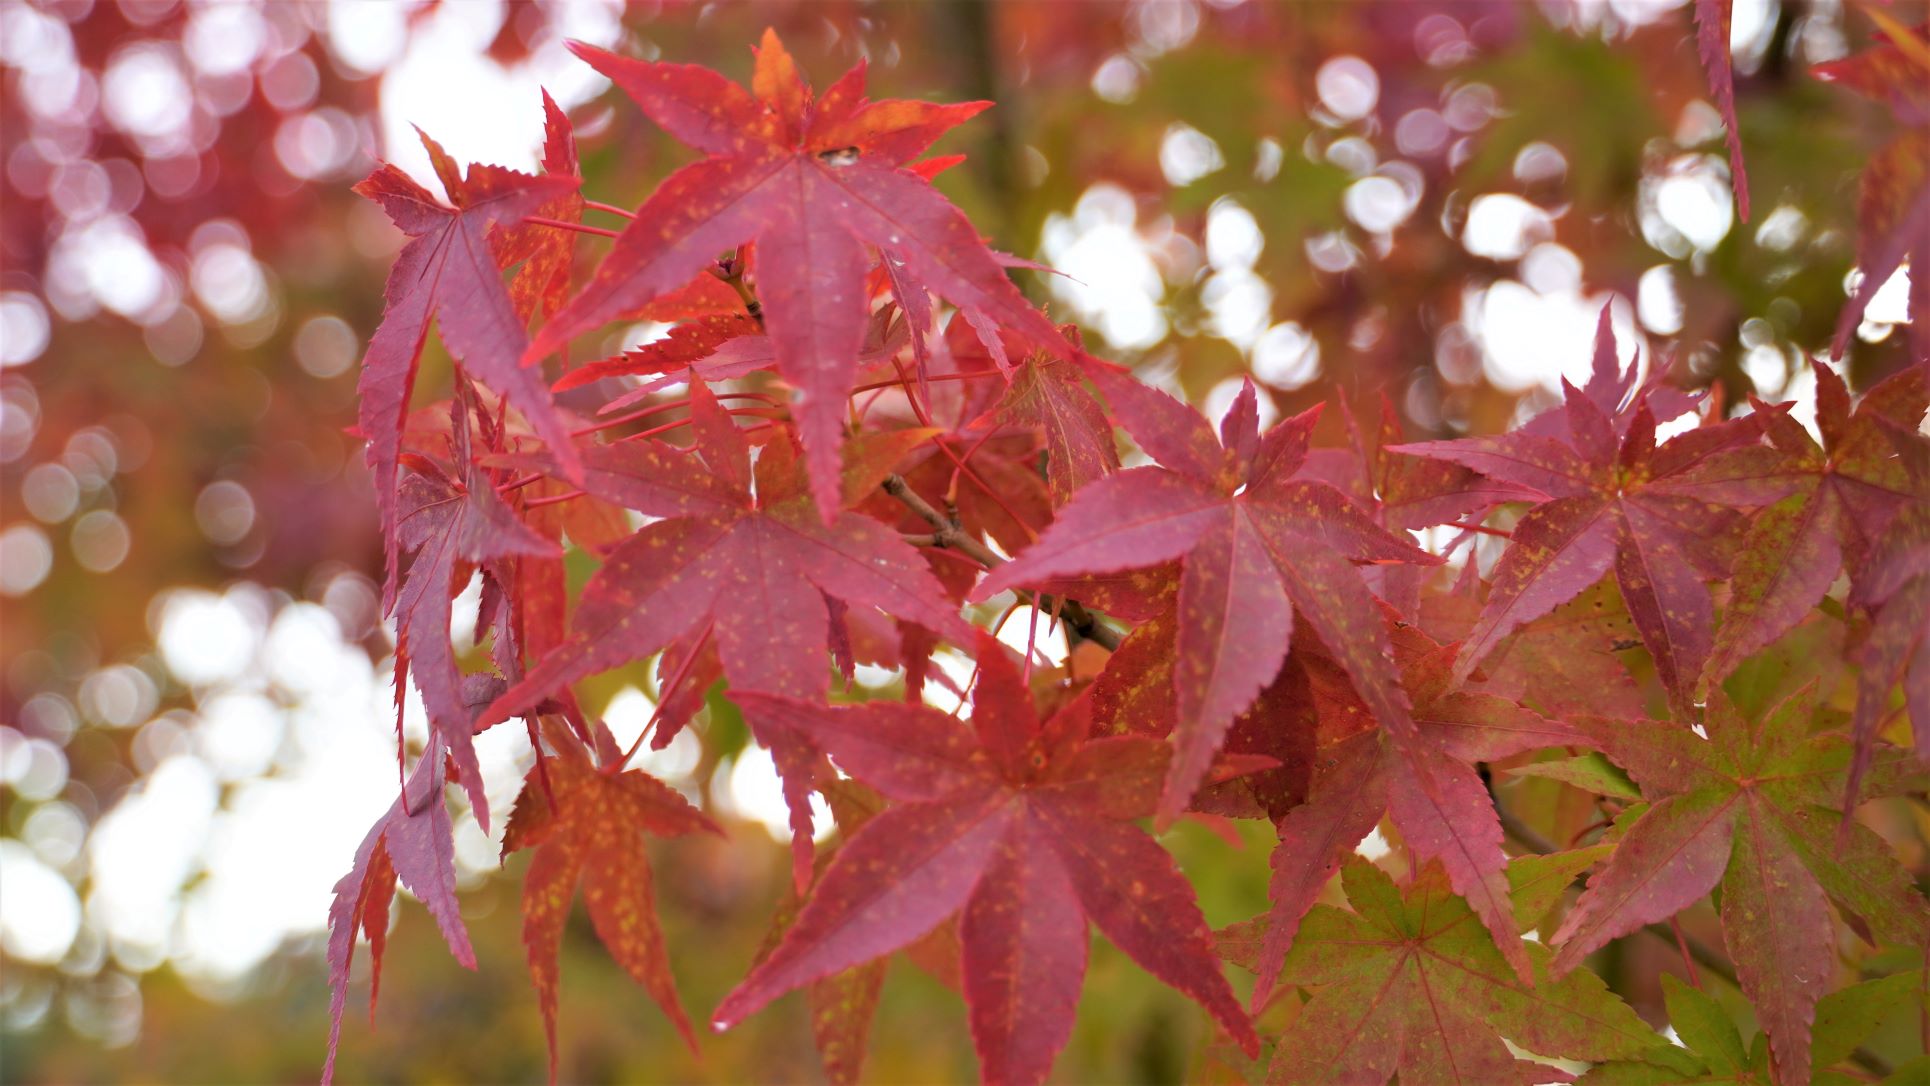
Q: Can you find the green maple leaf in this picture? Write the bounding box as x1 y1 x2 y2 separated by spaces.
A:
1579 971 1925 1085
1550 687 1930 1082
1222 858 1660 1085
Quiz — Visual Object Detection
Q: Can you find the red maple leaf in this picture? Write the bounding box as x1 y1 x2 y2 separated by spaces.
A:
489 89 583 326
524 29 1071 517
392 389 558 829
500 726 721 1080
1693 0 1751 222
352 129 583 596
1844 413 1930 811
1812 19 1930 367
972 368 1439 826
1705 363 1929 688
1389 320 1778 719
719 635 1258 1084
323 738 472 1085
989 343 1120 507
477 382 974 882
1221 857 1659 1085
1274 626 1590 1002
1549 687 1930 1081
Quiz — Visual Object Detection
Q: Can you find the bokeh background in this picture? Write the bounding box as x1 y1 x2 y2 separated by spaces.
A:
1 0 1922 1082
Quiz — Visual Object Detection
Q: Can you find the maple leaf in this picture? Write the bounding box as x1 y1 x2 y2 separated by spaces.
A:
1577 971 1926 1085
1433 575 1650 721
323 738 473 1086
853 323 1085 612
1390 319 1777 719
750 778 965 1085
479 385 974 883
526 29 1070 517
490 89 583 325
392 391 559 829
1703 363 1929 689
1371 389 1545 534
973 369 1439 827
717 635 1259 1085
353 130 583 597
1693 0 1751 222
1548 687 1930 1082
991 348 1120 506
1221 858 1659 1085
1844 412 1930 811
500 727 720 1080
1237 624 1591 1008
1812 17 1930 367
550 313 761 395
574 308 911 419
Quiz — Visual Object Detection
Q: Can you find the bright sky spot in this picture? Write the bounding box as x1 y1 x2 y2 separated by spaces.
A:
1316 55 1378 121
1861 265 1912 325
1473 283 1638 394
1159 123 1224 187
1041 184 1169 350
994 604 1072 667
155 589 260 687
88 755 219 961
722 746 833 845
0 523 53 596
1344 173 1419 234
1463 194 1552 261
375 0 623 190
0 291 50 366
1637 265 1684 335
1205 201 1263 269
0 841 82 965
1252 322 1322 389
1353 827 1391 861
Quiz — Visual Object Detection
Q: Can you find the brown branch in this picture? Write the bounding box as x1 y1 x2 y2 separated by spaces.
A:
882 474 1121 651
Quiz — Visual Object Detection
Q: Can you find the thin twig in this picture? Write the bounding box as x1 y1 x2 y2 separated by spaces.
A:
882 474 1121 651
883 474 1005 568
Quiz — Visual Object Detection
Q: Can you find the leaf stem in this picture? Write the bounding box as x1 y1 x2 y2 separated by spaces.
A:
1450 520 1513 539
609 633 709 774
582 200 636 220
522 216 620 239
846 369 1006 396
1668 917 1703 989
571 393 775 438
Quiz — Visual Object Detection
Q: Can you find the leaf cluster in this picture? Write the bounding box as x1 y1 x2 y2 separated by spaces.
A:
324 24 1930 1086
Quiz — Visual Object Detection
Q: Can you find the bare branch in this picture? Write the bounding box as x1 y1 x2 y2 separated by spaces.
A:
882 474 1122 651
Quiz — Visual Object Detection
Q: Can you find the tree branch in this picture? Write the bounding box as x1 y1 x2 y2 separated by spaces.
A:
882 474 1121 651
